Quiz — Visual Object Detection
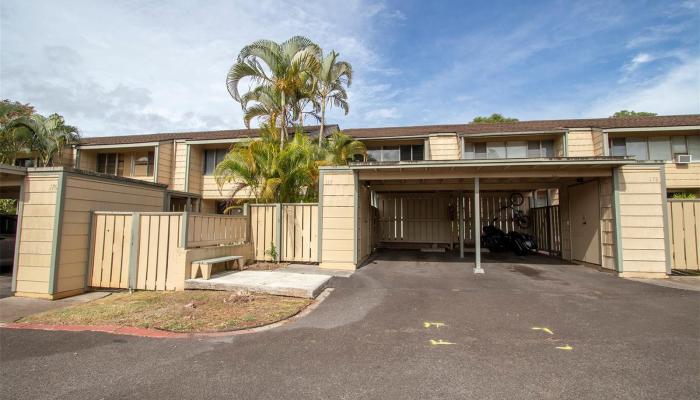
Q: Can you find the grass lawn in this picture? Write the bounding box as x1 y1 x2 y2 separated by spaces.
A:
19 291 312 333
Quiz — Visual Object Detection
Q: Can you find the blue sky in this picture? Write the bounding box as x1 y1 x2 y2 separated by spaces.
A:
1 0 698 137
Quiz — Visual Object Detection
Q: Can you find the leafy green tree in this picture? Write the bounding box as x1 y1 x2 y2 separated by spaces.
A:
0 199 17 215
227 36 321 147
0 100 34 164
7 113 79 166
321 131 366 165
611 110 657 118
314 51 352 143
471 113 519 124
215 123 318 203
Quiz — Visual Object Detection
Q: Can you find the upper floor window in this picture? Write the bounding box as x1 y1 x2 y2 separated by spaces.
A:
204 149 228 175
14 158 36 168
96 153 125 176
366 144 424 162
463 139 554 159
609 135 700 161
133 151 154 177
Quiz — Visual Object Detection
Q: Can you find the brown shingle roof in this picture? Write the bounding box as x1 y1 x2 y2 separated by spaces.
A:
79 125 335 145
344 114 700 138
79 115 700 145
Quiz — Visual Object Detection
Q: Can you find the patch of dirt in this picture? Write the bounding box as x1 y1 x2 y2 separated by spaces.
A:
19 290 311 333
245 262 288 271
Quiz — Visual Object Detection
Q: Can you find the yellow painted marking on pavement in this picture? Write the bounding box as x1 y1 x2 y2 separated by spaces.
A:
555 345 573 351
429 339 456 346
423 322 446 328
532 327 554 335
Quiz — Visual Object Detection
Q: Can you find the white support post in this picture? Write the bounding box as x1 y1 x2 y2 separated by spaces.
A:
474 177 484 274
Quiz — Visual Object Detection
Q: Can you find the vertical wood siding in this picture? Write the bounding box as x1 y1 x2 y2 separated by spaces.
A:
668 200 699 270
249 204 319 262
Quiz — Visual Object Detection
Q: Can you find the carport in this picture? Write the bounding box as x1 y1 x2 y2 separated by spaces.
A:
0 165 26 279
350 158 634 273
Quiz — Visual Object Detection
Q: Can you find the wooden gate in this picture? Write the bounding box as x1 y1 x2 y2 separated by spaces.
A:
668 200 699 270
249 203 319 262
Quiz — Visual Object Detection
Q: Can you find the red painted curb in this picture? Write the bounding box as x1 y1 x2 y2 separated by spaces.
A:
0 288 332 339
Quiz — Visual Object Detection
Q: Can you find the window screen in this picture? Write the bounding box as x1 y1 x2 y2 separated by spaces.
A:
648 137 671 161
463 142 475 159
541 140 554 157
610 138 626 156
527 141 541 158
671 136 687 154
382 146 400 162
474 143 487 159
412 145 424 161
506 141 527 158
626 138 648 160
203 149 228 174
688 136 700 158
366 149 381 162
486 142 506 159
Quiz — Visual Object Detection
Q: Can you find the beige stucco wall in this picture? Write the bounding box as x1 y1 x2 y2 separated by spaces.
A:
428 134 460 160
617 165 668 278
567 128 596 157
14 173 59 297
320 169 357 270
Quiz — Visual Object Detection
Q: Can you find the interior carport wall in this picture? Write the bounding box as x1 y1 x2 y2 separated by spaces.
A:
320 160 671 278
12 168 168 299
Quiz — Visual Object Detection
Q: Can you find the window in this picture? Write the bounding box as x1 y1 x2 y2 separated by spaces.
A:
382 146 400 162
626 138 648 160
688 136 700 158
486 142 506 159
506 141 527 158
400 144 424 161
14 158 35 168
133 151 154 176
203 149 227 175
671 136 687 155
610 138 627 156
366 149 381 162
97 153 119 175
465 140 554 159
648 137 671 161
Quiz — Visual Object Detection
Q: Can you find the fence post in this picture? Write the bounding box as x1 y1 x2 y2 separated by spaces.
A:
275 203 282 262
84 210 96 289
243 203 250 243
128 213 141 290
180 211 190 248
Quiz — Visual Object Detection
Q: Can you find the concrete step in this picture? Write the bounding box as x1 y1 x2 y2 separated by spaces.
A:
185 270 332 299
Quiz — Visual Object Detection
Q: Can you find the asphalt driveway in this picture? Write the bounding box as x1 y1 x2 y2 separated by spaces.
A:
1 250 699 399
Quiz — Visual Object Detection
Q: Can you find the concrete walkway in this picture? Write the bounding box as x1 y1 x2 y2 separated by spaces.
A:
185 270 331 298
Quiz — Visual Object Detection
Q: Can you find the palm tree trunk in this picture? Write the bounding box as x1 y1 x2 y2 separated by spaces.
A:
319 99 326 145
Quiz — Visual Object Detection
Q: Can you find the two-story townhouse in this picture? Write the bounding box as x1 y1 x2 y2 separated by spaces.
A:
3 114 699 299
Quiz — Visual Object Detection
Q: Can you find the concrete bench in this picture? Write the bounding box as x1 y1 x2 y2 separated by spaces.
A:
191 256 243 280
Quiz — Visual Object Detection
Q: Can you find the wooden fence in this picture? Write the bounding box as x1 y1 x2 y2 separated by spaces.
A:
667 200 699 270
531 206 561 255
249 203 319 262
89 212 248 290
376 192 533 245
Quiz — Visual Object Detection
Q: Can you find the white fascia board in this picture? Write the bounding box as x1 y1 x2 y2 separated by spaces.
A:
603 125 700 133
77 142 159 150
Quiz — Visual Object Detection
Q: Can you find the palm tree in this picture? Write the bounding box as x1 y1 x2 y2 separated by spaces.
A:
321 131 366 165
314 51 352 143
0 100 34 164
227 36 321 147
215 123 318 203
7 113 79 166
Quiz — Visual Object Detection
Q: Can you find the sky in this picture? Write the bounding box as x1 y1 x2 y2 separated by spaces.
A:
1 0 699 137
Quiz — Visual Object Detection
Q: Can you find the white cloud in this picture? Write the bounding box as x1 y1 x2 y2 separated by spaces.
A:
586 56 700 117
365 107 400 120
